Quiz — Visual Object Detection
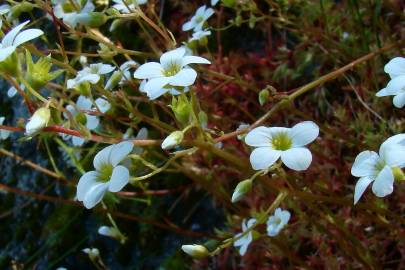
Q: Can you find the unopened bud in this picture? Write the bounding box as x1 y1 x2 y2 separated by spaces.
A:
231 179 252 203
181 244 209 259
161 131 184 150
76 12 107 27
170 95 192 125
258 89 270 106
25 107 51 135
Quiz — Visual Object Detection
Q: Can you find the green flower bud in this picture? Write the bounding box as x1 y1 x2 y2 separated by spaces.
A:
76 12 108 28
258 89 270 106
161 131 184 150
170 96 193 125
24 50 63 90
392 167 405 182
231 179 252 203
105 70 123 91
181 244 209 259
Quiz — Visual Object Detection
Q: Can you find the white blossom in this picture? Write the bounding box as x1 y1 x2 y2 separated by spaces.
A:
134 47 209 99
245 121 319 171
63 95 99 146
82 247 100 260
182 5 214 32
95 97 111 114
52 0 95 28
234 218 256 256
105 60 137 90
67 63 115 89
351 134 405 204
0 117 11 140
266 208 291 237
76 141 134 209
189 30 211 42
112 0 147 13
161 131 183 150
376 57 405 108
0 21 43 62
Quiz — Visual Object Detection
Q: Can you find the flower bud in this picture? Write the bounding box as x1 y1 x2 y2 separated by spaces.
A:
258 89 269 106
181 244 209 259
392 167 405 182
170 96 193 125
162 131 184 150
105 70 123 91
76 12 107 28
25 107 51 135
231 179 252 203
82 248 100 261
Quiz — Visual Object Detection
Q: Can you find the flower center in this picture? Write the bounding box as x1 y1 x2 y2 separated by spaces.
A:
195 16 204 24
375 159 386 172
62 2 76 13
98 164 113 182
75 112 87 125
274 217 282 225
271 132 292 151
164 62 181 77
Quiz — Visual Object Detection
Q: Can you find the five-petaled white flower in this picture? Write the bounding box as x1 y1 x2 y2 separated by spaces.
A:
267 208 291 237
68 63 115 89
376 57 405 108
245 121 319 171
182 5 214 32
77 141 134 209
0 117 11 140
234 218 256 256
0 21 43 62
351 134 405 204
112 0 147 13
95 97 111 114
133 47 210 99
64 95 99 146
52 0 95 28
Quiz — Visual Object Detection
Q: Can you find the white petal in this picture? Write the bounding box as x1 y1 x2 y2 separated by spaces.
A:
281 147 312 171
203 8 215 20
13 29 44 47
78 73 100 85
98 226 113 236
351 151 379 177
109 141 134 166
7 86 17 97
83 183 108 209
245 126 272 147
182 56 211 66
2 20 30 47
94 145 114 170
0 46 16 62
372 165 394 197
160 47 186 69
108 165 129 192
144 77 171 99
289 121 319 147
376 88 393 97
393 92 405 108
169 68 197 87
85 115 99 130
76 95 92 110
384 57 405 78
95 97 111 113
72 136 85 146
384 75 405 94
135 127 148 140
96 64 115 74
182 21 195 31
77 171 99 201
249 147 281 170
353 176 373 204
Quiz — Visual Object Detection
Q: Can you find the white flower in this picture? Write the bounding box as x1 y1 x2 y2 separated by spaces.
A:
98 225 126 243
77 141 134 209
95 97 111 114
82 247 100 260
67 63 115 89
52 0 95 28
0 20 44 62
266 208 291 237
112 0 147 13
376 57 405 108
211 0 220 6
134 47 210 99
182 5 214 32
63 95 99 146
105 60 137 90
189 30 211 42
234 218 256 256
351 134 405 204
161 131 184 150
0 117 11 140
181 244 209 259
245 121 319 171
25 107 51 135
